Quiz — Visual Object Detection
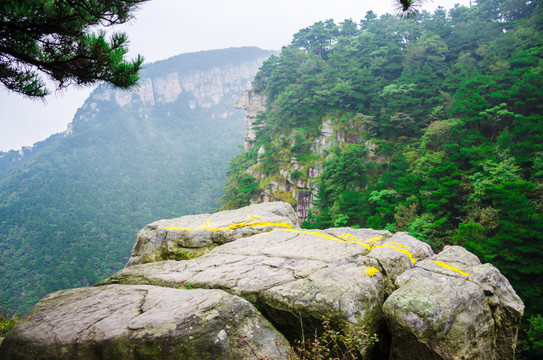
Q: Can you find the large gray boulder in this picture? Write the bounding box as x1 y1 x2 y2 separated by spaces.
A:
1 202 524 360
383 246 524 360
127 202 299 266
100 227 408 338
0 285 292 360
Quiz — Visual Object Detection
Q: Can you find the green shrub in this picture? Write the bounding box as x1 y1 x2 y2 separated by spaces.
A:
235 316 378 360
0 307 20 336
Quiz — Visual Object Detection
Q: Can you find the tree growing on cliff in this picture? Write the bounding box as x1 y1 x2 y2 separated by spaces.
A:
0 0 147 97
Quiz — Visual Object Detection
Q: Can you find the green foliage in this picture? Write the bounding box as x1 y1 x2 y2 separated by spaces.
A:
234 316 378 360
459 179 543 314
294 318 378 360
0 0 147 97
225 4 543 350
308 145 368 228
0 307 19 336
290 170 302 181
517 313 543 360
527 315 543 358
221 149 260 210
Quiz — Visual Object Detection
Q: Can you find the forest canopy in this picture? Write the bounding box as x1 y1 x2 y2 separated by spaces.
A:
223 1 543 356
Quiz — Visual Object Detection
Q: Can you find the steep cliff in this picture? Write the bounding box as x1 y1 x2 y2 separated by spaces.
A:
234 90 268 151
68 48 272 131
79 56 265 112
231 91 374 222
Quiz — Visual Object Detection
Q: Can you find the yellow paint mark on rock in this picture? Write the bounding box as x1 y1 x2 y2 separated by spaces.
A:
364 237 383 244
374 244 417 264
430 260 470 277
270 229 375 250
165 220 293 232
282 229 348 241
389 241 408 248
338 234 384 247
365 267 380 277
167 219 470 279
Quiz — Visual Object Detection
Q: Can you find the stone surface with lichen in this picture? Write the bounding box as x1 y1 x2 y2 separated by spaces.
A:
0 202 524 360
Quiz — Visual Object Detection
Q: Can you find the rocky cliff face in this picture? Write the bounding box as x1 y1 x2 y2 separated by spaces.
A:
0 202 524 360
235 90 268 151
66 50 273 133
235 92 374 222
94 62 264 109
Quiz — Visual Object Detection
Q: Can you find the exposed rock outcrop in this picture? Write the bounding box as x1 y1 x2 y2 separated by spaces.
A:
91 61 266 109
235 93 375 222
0 285 292 360
235 90 268 151
0 202 524 360
127 201 298 266
66 48 275 131
383 246 524 360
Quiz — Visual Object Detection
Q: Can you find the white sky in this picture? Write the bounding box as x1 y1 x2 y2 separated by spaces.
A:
0 0 470 152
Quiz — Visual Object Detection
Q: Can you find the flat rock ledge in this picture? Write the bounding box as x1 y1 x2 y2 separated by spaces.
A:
0 202 524 360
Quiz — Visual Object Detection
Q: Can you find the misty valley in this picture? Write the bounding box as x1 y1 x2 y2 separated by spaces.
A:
1 1 542 358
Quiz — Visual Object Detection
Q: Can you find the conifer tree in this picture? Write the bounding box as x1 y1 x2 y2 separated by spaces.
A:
0 0 147 97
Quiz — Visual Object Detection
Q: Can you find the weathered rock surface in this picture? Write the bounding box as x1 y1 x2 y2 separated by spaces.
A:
102 227 400 338
1 202 524 360
89 59 267 109
127 201 299 266
0 285 292 360
236 90 381 223
383 246 524 360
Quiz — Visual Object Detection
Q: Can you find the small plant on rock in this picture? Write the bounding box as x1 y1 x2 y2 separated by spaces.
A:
234 315 378 360
0 307 20 336
295 317 378 360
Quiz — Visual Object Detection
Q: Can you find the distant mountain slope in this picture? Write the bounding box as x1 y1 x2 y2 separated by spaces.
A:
0 47 275 313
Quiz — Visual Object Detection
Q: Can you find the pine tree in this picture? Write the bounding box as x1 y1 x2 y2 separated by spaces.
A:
0 0 147 97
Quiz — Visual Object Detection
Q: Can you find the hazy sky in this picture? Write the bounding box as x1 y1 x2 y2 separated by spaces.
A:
0 0 470 152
